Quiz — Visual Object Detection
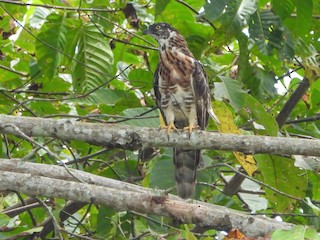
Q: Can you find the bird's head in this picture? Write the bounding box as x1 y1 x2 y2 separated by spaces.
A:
143 22 192 56
143 23 177 42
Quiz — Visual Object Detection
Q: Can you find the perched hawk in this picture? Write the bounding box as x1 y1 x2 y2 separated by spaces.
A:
143 23 219 199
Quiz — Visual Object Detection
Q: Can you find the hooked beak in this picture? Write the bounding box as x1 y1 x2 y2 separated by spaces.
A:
142 28 151 35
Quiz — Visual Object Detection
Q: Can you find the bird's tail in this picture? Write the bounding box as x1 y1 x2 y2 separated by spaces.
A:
173 148 200 199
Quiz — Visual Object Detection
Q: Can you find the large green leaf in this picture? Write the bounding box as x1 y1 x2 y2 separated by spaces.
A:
295 0 313 37
235 0 258 26
0 213 10 227
149 149 175 191
35 12 68 79
214 76 248 111
118 107 159 127
272 225 320 240
203 0 229 20
256 154 308 212
96 206 117 238
249 10 284 56
155 0 170 16
271 0 295 20
245 95 279 136
72 22 114 93
251 67 277 100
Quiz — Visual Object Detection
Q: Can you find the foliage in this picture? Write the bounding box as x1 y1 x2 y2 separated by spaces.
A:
0 0 319 239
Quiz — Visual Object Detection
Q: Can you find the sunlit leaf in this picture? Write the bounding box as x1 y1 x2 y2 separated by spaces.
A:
213 101 257 175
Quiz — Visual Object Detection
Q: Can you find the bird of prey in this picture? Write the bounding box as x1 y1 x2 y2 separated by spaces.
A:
143 23 219 199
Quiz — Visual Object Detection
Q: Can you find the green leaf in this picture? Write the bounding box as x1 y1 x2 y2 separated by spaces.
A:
256 154 308 212
22 226 43 234
96 207 117 238
35 13 68 78
88 88 125 106
249 10 284 55
128 69 153 93
309 172 320 201
72 22 114 93
271 0 295 19
310 80 320 112
295 0 313 37
272 225 320 240
203 0 229 20
252 67 277 99
118 107 159 127
235 0 258 26
149 149 175 191
0 213 11 227
30 6 51 27
214 76 248 111
30 101 59 115
155 0 170 16
245 95 278 136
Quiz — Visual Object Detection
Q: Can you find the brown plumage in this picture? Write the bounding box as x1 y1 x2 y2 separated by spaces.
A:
143 23 219 199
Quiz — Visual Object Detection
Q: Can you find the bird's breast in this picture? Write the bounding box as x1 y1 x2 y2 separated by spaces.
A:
159 50 195 88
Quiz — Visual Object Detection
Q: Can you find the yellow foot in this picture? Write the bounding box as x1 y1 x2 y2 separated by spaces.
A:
183 124 200 133
162 121 177 133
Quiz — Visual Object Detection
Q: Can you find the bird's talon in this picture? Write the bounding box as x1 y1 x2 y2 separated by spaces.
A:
183 125 200 133
162 122 177 133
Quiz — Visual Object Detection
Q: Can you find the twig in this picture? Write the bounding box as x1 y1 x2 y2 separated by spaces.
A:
4 124 60 161
64 148 110 165
0 91 36 116
60 229 97 240
0 64 28 77
0 0 120 12
14 192 37 226
36 197 63 240
94 13 157 48
175 0 216 30
4 64 133 112
4 123 85 183
2 202 41 217
285 114 320 124
87 14 157 51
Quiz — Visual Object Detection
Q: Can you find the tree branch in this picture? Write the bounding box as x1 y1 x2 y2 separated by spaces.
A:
276 77 310 128
0 115 320 156
0 159 293 237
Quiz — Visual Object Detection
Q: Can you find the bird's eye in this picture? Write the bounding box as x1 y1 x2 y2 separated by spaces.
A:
155 25 161 30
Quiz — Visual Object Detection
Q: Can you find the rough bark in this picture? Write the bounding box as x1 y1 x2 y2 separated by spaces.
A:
1 114 320 156
0 159 293 237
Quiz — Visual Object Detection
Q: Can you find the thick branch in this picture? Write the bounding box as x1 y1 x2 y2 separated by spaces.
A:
276 77 310 128
0 159 293 237
1 115 320 156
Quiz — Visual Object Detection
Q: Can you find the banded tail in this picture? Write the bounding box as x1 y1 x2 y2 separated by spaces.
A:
173 148 200 199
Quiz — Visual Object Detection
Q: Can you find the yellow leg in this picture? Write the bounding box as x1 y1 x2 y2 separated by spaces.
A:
183 124 200 133
162 121 177 133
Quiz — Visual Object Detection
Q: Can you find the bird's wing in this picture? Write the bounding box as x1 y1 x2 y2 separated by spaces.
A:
153 64 168 125
191 61 220 129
